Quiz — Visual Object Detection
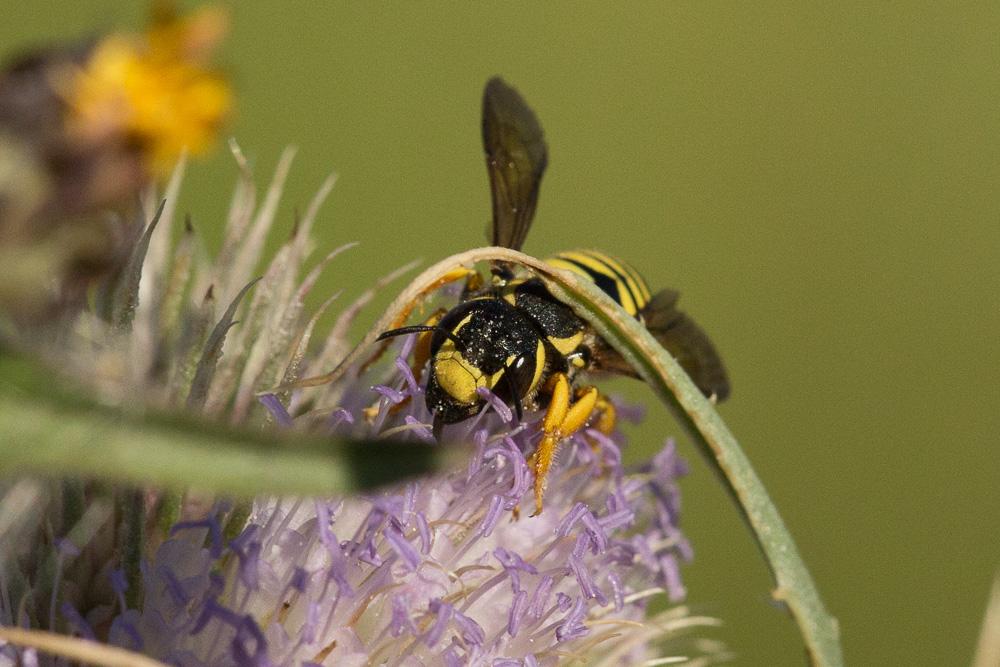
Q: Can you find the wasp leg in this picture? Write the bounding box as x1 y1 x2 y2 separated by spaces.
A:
579 393 618 477
531 373 597 515
361 266 478 373
409 308 446 386
460 269 486 299
586 393 617 443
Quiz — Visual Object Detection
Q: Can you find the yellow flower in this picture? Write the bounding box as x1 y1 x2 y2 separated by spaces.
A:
67 5 231 173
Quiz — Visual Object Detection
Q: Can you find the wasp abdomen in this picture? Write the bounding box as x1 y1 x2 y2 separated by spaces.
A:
545 249 653 318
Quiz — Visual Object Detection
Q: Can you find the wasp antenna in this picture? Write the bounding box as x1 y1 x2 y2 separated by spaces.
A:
377 325 466 353
376 325 439 341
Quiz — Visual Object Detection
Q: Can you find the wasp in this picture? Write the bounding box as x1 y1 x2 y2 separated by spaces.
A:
378 78 729 512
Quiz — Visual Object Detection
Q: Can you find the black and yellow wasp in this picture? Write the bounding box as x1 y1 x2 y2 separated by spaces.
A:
378 78 728 512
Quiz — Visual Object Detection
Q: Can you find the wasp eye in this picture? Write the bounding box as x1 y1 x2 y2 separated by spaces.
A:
493 353 534 406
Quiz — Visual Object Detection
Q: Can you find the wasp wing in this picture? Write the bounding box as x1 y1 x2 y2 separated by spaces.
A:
590 289 730 401
482 77 548 251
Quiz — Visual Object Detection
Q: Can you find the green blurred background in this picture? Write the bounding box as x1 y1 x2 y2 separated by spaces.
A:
3 2 998 664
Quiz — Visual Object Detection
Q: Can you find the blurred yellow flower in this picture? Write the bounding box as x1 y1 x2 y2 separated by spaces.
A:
68 5 231 172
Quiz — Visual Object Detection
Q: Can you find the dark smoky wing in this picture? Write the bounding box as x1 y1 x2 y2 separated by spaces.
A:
643 289 730 401
586 345 635 379
639 288 682 330
482 77 548 251
590 289 730 401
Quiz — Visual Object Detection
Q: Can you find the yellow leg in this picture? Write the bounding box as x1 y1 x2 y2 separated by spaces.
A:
408 308 446 386
532 373 598 515
461 269 485 296
574 393 619 480
589 393 616 435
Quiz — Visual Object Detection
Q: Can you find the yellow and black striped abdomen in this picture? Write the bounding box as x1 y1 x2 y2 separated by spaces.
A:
544 249 653 318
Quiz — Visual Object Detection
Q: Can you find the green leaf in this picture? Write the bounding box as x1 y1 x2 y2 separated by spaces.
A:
0 353 453 497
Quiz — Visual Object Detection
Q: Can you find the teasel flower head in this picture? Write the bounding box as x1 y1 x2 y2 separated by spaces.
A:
104 428 707 666
0 147 724 666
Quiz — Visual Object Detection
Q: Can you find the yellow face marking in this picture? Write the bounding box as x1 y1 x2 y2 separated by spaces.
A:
436 339 544 405
435 349 515 405
435 350 482 404
450 312 476 334
434 311 484 404
487 355 517 391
